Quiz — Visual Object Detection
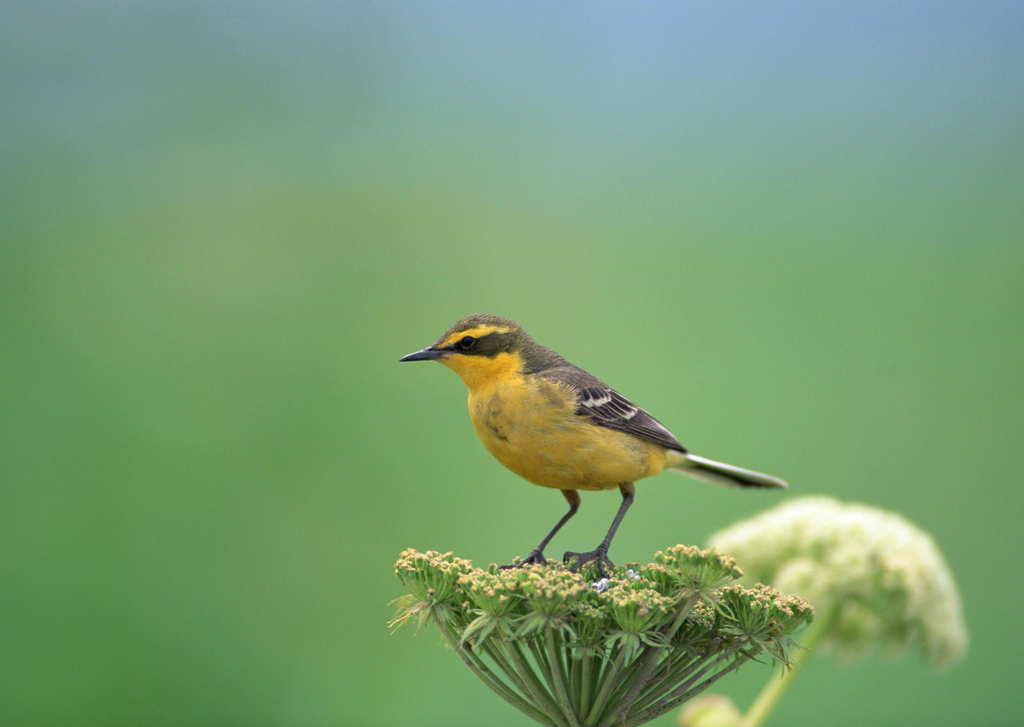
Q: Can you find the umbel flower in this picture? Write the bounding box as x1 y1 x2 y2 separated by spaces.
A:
681 497 967 727
391 546 812 727
708 496 967 666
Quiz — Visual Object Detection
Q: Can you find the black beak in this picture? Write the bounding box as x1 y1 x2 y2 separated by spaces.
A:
399 346 444 362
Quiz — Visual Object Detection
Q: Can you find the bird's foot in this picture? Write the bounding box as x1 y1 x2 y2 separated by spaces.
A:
499 549 548 570
563 547 614 578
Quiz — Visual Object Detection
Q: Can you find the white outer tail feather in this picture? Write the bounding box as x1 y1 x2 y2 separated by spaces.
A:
670 453 788 489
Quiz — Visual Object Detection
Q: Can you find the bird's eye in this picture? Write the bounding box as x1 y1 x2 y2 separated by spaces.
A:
457 335 477 351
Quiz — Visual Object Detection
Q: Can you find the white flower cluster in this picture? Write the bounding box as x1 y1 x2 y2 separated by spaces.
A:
708 496 967 666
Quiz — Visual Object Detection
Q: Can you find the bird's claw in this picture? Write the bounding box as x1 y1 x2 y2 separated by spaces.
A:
499 549 548 570
564 548 614 578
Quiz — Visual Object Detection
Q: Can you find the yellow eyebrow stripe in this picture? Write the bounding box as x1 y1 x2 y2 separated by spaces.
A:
440 325 511 348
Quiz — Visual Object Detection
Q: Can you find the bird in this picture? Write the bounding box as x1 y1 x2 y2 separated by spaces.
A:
399 313 786 575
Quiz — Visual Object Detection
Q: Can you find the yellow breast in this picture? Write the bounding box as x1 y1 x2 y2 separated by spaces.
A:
465 373 668 490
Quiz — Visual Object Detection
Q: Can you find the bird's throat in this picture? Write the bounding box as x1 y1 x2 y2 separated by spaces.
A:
441 351 523 392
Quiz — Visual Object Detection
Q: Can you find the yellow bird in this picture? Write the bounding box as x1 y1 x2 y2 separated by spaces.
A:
400 313 786 574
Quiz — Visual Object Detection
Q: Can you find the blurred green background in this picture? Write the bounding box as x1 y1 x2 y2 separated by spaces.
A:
3 2 1021 725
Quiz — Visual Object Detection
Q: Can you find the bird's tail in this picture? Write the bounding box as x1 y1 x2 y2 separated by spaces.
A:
669 453 788 489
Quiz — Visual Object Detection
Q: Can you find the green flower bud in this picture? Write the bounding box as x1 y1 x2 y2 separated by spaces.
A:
717 583 814 657
603 584 675 642
650 545 745 602
678 695 741 727
459 568 524 618
393 548 475 605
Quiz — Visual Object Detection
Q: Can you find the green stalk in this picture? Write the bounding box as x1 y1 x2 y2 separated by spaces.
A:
430 611 557 727
568 644 582 715
584 644 626 726
634 642 747 722
625 649 751 727
529 638 557 689
738 607 835 727
509 639 571 727
627 651 704 717
483 640 533 699
579 652 595 717
545 628 582 727
604 597 696 726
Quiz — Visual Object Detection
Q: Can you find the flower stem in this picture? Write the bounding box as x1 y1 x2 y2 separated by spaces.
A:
628 651 702 716
584 644 625 726
568 645 582 715
529 638 557 691
429 611 558 727
484 641 533 699
738 607 835 727
509 639 572 727
625 648 750 727
644 643 744 716
606 596 696 726
579 653 594 717
545 628 582 727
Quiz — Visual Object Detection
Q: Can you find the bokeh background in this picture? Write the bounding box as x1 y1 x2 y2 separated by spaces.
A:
3 2 1022 725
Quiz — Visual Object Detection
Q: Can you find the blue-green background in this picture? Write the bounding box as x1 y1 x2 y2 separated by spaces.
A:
3 2 1021 725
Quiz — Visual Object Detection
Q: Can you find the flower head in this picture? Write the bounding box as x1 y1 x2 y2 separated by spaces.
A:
393 548 474 604
601 581 676 654
716 583 814 662
391 545 811 727
708 497 967 666
459 568 523 617
647 545 744 603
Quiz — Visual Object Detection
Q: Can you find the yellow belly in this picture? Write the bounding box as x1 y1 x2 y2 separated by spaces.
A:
467 375 669 490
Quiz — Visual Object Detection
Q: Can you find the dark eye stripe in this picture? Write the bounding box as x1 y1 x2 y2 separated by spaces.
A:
443 330 517 358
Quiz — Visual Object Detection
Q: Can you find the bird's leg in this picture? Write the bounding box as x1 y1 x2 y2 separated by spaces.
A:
564 483 635 577
501 490 580 568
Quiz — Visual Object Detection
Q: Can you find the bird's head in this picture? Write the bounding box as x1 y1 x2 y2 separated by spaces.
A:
400 314 558 389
